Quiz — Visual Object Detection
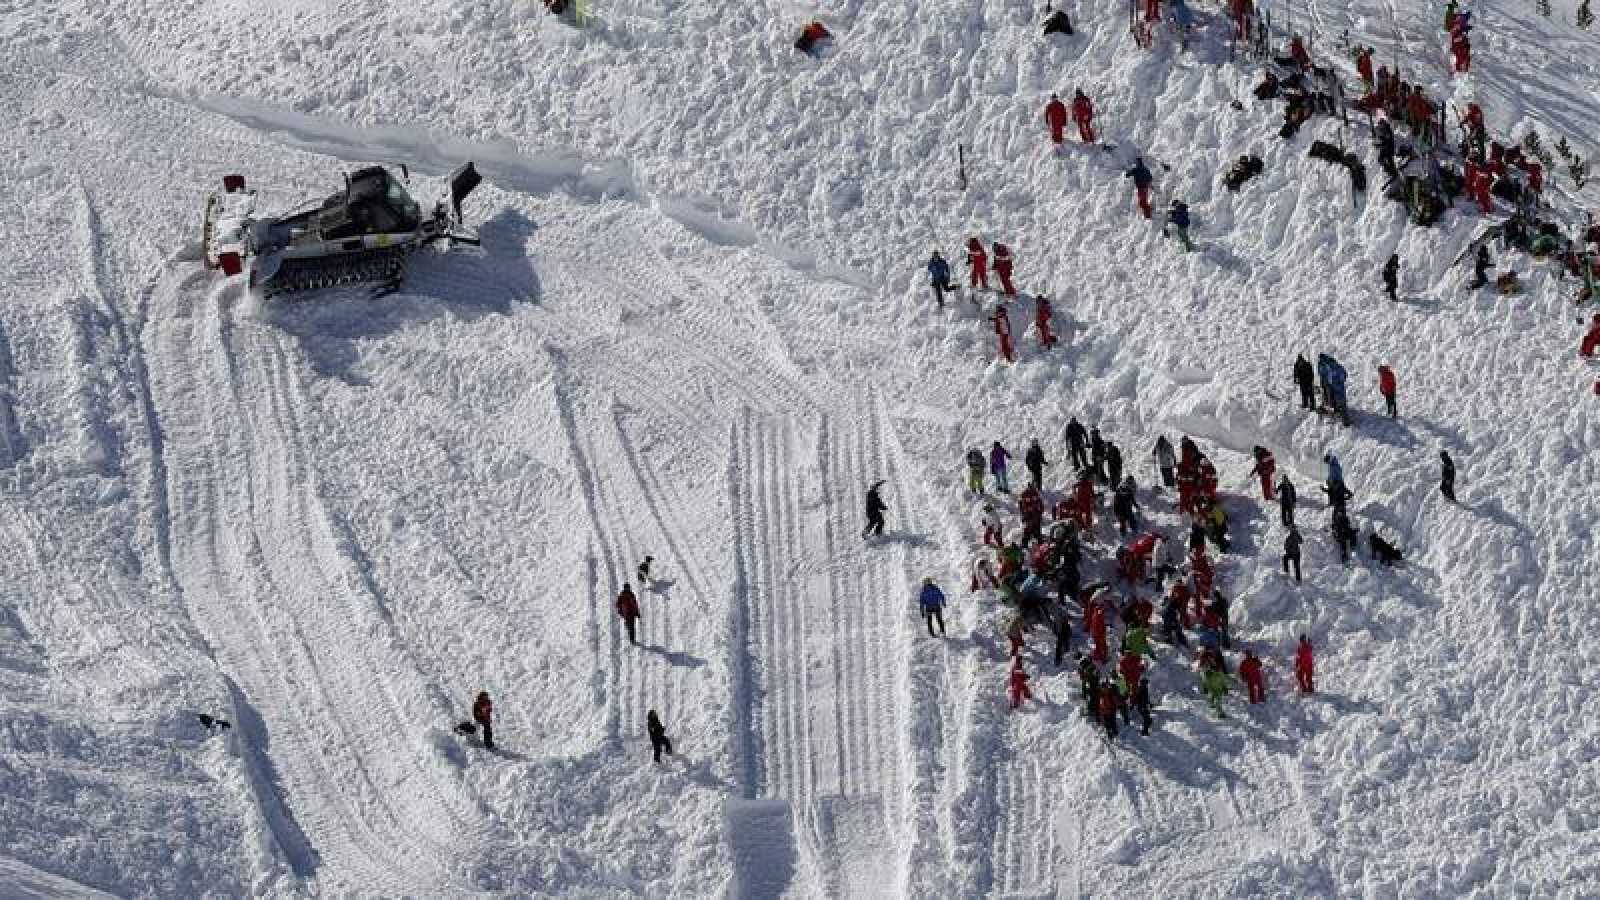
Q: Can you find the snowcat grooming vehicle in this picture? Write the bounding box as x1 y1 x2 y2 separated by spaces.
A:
203 163 483 298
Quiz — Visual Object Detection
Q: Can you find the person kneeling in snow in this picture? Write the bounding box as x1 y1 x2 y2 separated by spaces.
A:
794 21 833 56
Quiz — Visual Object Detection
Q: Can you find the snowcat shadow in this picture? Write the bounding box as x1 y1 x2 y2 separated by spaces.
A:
644 577 676 597
1219 494 1269 557
866 530 937 549
224 678 323 878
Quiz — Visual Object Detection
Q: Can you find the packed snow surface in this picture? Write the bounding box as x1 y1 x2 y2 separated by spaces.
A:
1 0 1598 896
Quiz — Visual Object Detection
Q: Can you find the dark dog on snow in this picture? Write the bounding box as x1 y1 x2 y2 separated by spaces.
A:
454 721 478 738
197 713 232 732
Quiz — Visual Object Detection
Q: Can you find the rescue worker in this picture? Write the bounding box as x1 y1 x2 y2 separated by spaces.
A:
863 481 888 538
966 237 988 290
1294 635 1315 693
990 303 1015 363
990 441 1012 494
647 709 673 763
1250 446 1277 501
927 250 954 306
1045 93 1068 145
1378 364 1398 417
1152 435 1177 489
616 583 642 644
918 577 947 637
1278 474 1297 527
1125 157 1155 219
1072 89 1096 143
1282 526 1303 582
992 242 1017 295
1239 650 1266 703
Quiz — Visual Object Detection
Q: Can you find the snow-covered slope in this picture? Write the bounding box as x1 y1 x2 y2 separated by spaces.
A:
1 0 1597 896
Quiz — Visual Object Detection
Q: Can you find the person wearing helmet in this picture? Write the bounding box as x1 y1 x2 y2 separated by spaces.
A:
472 691 495 750
1044 93 1068 145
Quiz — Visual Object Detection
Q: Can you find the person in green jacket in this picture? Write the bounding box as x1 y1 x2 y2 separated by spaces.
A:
1202 666 1231 717
1122 624 1154 659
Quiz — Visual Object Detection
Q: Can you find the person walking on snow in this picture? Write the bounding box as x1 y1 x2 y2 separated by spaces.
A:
1075 652 1101 718
1025 439 1048 490
1439 451 1457 503
926 250 954 307
473 691 495 750
1450 26 1471 73
1033 294 1058 348
1090 427 1108 483
1356 46 1374 90
1282 526 1303 582
1008 659 1033 710
989 442 1012 494
1125 157 1155 219
1293 354 1317 410
966 238 988 291
1106 441 1124 489
863 481 888 538
1166 200 1195 252
992 242 1017 295
1131 675 1154 735
1377 365 1398 417
1112 476 1140 535
1073 470 1097 530
1469 245 1492 289
1071 90 1096 143
617 583 642 644
982 503 1004 547
1201 665 1231 717
1383 253 1400 302
1153 435 1177 489
990 304 1015 363
1250 446 1277 502
1288 34 1310 70
647 709 673 763
1294 635 1316 693
1053 611 1073 667
1239 649 1266 703
1045 93 1068 145
1278 474 1297 527
965 448 986 494
1096 682 1120 738
918 578 947 637
1065 418 1089 471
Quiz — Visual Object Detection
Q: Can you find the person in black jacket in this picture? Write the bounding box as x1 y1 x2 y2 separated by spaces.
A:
1278 475 1297 527
1105 441 1124 488
1025 439 1048 490
1065 418 1089 470
1293 354 1316 410
1090 427 1108 483
1439 451 1457 503
1331 508 1358 563
862 481 887 538
647 709 673 763
1383 253 1400 302
1469 245 1493 290
1282 526 1303 582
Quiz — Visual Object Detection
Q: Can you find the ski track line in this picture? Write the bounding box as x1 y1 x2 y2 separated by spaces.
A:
150 271 483 894
610 405 719 608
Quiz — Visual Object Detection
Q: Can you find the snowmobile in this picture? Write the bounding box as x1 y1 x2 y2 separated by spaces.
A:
203 162 482 298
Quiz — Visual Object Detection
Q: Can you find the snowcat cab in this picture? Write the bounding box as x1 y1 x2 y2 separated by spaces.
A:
203 162 483 299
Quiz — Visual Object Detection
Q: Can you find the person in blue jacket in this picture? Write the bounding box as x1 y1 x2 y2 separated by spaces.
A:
918 578 947 637
1166 200 1194 252
927 251 954 307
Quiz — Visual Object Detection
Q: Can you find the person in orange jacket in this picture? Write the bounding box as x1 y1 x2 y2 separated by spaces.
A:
992 242 1017 295
473 691 495 749
1378 365 1398 417
1071 90 1096 143
1008 658 1033 709
1073 471 1096 529
616 583 642 645
1045 93 1068 145
966 237 988 290
1239 650 1266 703
1294 635 1315 693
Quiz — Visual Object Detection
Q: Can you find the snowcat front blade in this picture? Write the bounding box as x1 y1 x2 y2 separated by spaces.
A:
447 162 482 222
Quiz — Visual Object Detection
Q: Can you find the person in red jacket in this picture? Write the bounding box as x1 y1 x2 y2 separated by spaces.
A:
966 237 988 290
1087 598 1109 663
472 691 495 750
1294 635 1315 693
1356 46 1374 91
990 304 1015 363
1045 93 1068 145
1033 294 1057 348
1465 160 1493 214
1095 682 1120 738
616 583 641 645
1145 0 1161 22
1019 484 1045 544
1071 90 1096 143
1249 446 1277 502
1451 30 1470 73
1008 658 1033 709
1118 650 1146 694
992 242 1016 295
1239 650 1266 703
1581 313 1600 357
1378 364 1398 417
1073 472 1096 529
1523 160 1544 194
1289 35 1310 70
1197 456 1219 503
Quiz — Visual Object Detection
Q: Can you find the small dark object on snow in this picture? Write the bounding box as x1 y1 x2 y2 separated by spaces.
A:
1308 141 1368 193
197 713 232 732
1224 155 1264 192
1043 7 1074 35
795 21 832 55
454 721 478 737
1368 532 1404 565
